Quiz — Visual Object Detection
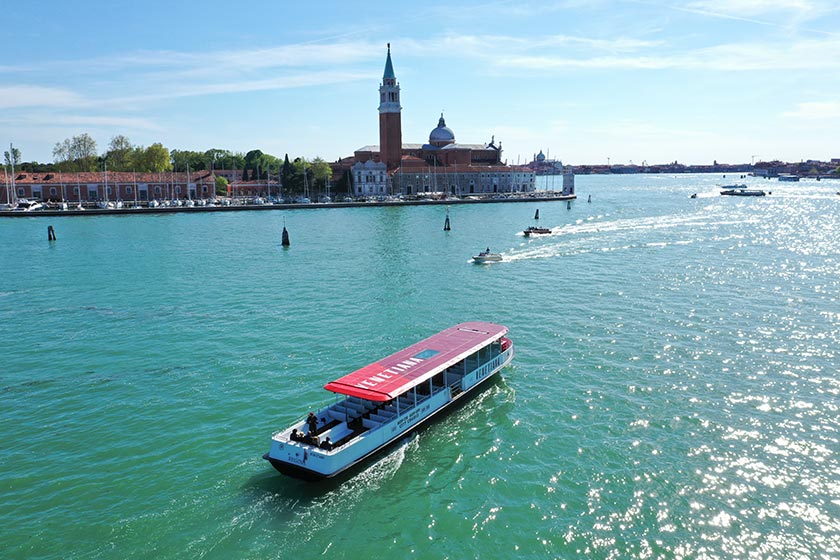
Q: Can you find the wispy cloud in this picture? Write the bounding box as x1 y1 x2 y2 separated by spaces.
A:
491 34 840 71
0 86 87 109
684 0 831 18
0 112 162 131
675 0 839 34
782 100 840 119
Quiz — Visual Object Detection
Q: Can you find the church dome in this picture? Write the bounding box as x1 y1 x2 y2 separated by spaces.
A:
429 114 455 146
536 150 546 162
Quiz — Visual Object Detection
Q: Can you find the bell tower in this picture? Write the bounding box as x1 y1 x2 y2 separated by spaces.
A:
378 43 402 170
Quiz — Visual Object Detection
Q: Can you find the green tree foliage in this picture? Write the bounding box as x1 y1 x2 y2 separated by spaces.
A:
309 157 333 191
171 149 209 172
105 134 134 171
284 158 307 195
281 154 292 190
243 149 281 180
18 161 57 173
214 175 229 196
204 148 245 172
133 143 172 173
53 133 98 172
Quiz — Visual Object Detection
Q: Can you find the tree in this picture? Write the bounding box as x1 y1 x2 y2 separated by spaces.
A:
105 134 134 171
281 153 292 191
171 149 208 172
244 149 265 173
215 175 229 196
4 146 21 169
309 157 333 191
53 133 98 172
134 143 171 173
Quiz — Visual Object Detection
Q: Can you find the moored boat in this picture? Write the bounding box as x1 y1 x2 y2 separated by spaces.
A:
523 226 551 236
263 322 514 480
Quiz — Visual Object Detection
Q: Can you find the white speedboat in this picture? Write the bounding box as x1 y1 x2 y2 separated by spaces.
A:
473 248 502 263
264 322 514 480
14 199 44 211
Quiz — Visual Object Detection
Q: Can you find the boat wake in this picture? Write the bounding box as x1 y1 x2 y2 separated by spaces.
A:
505 211 759 262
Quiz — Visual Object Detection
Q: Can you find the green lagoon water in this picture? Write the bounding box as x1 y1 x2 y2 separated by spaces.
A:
2 174 839 559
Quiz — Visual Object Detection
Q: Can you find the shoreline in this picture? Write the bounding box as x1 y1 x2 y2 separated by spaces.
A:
0 192 576 218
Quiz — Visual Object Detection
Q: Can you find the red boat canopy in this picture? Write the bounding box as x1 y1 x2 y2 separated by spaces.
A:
323 322 509 402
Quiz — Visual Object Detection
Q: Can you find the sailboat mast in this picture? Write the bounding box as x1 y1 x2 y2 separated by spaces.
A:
9 143 16 205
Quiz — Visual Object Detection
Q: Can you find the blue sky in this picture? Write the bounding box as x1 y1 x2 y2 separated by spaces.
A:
2 0 838 166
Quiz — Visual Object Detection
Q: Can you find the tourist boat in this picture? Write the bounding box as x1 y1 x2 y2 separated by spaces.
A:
720 189 767 197
523 226 551 236
719 183 747 189
778 175 800 182
264 322 514 480
472 249 502 263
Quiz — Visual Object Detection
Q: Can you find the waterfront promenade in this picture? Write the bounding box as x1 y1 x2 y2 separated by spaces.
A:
0 191 576 218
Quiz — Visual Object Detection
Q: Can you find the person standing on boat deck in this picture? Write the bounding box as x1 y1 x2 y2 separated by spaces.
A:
307 412 318 434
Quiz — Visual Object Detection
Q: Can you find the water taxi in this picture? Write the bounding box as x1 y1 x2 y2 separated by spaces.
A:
523 226 552 236
264 322 514 480
720 189 767 197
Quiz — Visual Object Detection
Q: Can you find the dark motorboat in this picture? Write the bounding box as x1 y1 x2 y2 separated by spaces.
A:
523 226 551 236
720 189 767 197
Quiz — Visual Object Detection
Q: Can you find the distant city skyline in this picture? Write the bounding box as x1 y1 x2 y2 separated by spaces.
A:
2 0 838 167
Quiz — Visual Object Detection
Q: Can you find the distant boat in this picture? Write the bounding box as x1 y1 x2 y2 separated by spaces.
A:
720 189 766 197
778 175 800 182
473 248 502 263
523 226 551 236
719 184 747 189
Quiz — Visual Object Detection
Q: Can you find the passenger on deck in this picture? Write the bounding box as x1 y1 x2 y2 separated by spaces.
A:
320 437 333 451
302 432 314 445
307 412 318 434
311 433 320 446
290 428 300 441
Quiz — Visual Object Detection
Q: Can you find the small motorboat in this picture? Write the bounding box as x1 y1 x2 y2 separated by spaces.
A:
473 248 502 263
719 184 747 189
523 226 551 236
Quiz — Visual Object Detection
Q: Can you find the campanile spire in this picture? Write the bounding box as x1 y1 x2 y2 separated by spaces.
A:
379 43 402 170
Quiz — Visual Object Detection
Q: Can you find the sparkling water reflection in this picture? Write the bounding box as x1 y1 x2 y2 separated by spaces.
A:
1 174 839 558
